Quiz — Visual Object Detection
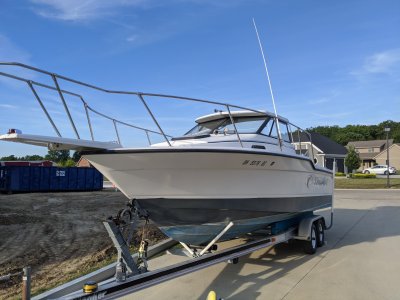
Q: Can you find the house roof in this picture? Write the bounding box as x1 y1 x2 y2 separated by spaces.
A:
358 153 376 160
77 157 92 167
373 143 400 159
347 139 393 149
292 132 347 155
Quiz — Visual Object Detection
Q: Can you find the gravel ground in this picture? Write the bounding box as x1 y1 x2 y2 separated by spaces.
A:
0 190 165 300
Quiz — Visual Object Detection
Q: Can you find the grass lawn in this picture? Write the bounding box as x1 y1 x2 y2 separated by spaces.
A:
335 178 400 189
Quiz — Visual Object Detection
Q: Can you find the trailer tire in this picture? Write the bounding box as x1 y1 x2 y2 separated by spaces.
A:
304 223 317 254
316 220 325 247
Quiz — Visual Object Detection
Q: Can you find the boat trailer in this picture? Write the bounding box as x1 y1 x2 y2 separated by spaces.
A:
62 199 332 300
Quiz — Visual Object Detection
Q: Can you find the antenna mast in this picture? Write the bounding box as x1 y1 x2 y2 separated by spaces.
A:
252 18 283 150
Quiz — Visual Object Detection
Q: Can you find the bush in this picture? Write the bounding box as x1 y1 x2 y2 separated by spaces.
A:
345 146 361 173
349 173 376 179
335 172 346 177
59 159 76 167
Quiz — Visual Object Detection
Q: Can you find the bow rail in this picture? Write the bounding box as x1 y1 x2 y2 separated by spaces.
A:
0 62 314 160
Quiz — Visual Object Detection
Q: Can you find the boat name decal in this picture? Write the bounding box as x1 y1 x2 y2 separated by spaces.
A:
242 160 275 167
307 175 328 187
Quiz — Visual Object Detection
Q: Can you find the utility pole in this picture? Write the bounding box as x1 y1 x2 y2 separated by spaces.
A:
384 127 390 188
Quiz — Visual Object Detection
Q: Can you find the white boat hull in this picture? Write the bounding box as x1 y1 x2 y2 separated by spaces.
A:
85 148 333 201
84 148 333 244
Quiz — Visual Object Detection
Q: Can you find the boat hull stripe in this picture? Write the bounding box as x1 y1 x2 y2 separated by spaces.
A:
137 195 332 226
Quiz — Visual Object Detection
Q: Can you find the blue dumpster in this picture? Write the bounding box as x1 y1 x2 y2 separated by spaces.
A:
0 166 103 193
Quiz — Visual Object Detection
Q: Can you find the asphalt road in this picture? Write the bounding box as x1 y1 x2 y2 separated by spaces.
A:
376 174 400 179
125 189 400 300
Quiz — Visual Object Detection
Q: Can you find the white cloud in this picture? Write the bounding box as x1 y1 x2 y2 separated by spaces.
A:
364 49 400 73
123 30 177 47
0 35 31 63
0 104 19 109
0 34 36 87
307 98 329 105
353 48 400 75
306 89 340 106
30 0 152 21
311 111 351 119
126 34 139 43
30 0 250 22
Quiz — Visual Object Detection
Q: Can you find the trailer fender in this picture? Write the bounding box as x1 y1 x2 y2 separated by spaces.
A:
295 215 324 240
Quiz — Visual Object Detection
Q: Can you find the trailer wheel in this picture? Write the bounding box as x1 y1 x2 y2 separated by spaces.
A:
304 223 317 254
117 209 133 244
316 220 325 247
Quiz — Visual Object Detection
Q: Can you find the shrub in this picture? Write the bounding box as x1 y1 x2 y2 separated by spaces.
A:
335 172 346 177
349 173 376 179
345 146 361 173
59 159 76 167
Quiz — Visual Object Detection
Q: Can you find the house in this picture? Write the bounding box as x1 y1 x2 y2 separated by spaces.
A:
347 139 393 170
292 132 347 172
374 143 400 170
76 157 93 168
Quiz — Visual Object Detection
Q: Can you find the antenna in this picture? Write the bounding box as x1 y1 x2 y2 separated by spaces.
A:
252 18 283 150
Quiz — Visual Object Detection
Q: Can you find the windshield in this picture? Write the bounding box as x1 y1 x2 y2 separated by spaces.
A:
184 119 226 136
184 116 269 137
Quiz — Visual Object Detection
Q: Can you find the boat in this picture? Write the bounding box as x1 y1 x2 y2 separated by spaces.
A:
0 62 333 246
83 110 333 245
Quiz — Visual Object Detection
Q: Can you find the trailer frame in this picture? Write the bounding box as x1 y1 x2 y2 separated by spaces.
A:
63 212 329 300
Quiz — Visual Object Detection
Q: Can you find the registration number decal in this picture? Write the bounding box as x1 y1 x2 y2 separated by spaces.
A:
242 160 275 167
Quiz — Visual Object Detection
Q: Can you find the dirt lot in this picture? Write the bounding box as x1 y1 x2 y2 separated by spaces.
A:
0 190 165 300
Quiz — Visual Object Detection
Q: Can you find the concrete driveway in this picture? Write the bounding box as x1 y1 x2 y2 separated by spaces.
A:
125 189 400 300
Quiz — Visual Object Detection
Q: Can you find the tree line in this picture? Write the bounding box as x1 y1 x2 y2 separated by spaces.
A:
0 150 81 167
308 120 400 145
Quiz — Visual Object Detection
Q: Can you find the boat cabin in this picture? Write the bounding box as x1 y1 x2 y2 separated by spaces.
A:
166 110 303 155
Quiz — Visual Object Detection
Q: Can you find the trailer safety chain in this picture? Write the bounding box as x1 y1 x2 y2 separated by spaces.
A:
137 218 149 273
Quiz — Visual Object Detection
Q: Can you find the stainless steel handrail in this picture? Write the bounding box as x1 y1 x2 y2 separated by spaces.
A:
52 75 80 139
288 122 317 163
27 81 61 137
226 105 243 148
0 67 171 146
0 62 316 158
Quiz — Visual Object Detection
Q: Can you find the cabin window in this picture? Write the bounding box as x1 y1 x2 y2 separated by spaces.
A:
261 119 278 138
261 119 291 142
184 119 226 136
279 121 291 143
215 117 266 134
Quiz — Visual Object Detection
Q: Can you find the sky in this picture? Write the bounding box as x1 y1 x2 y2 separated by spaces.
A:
0 0 399 156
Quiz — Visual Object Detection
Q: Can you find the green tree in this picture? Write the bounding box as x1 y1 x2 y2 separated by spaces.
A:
45 150 70 164
345 146 361 173
335 132 364 145
0 155 19 161
309 120 400 145
72 151 81 162
23 155 44 161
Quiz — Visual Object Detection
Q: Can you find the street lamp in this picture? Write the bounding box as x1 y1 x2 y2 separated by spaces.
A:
384 127 390 188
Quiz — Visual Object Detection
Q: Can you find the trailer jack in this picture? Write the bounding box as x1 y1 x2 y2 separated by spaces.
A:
103 201 149 278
